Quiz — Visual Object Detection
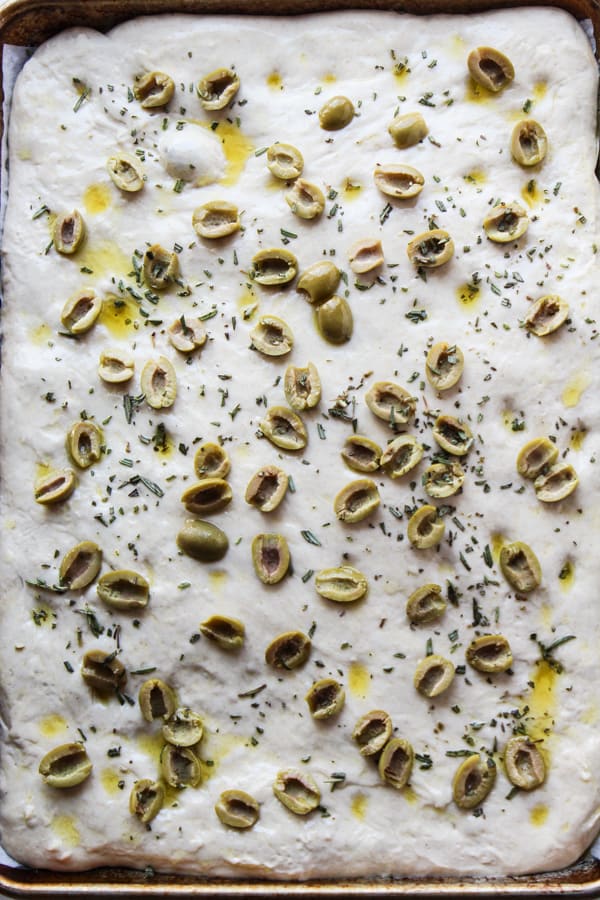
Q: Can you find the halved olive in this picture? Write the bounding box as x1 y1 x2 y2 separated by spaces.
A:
252 533 290 584
319 95 354 131
61 289 101 334
374 164 424 199
407 230 453 268
341 435 382 474
130 779 164 824
176 519 229 562
107 153 145 192
406 583 446 625
192 201 240 239
34 468 76 505
162 708 204 747
297 260 340 304
414 655 455 698
215 790 260 828
98 349 135 383
305 679 345 719
273 770 320 814
267 142 304 180
524 295 569 336
143 244 178 290
194 443 230 480
499 541 541 592
511 119 548 167
39 743 92 788
452 754 497 809
54 210 85 255
197 67 240 110
181 478 232 515
365 381 416 427
407 505 445 549
348 238 384 274
260 406 307 451
200 615 245 650
251 248 297 285
381 435 423 478
316 295 353 344
466 634 513 673
352 709 392 756
534 463 578 502
504 736 546 790
265 631 311 669
467 47 514 92
483 202 529 243
315 566 368 603
378 738 414 790
168 316 207 353
134 71 174 108
516 437 558 479
425 342 464 391
284 362 321 411
245 465 288 512
285 178 325 219
388 111 428 148
97 569 149 611
423 461 465 499
433 414 473 456
251 315 294 356
141 356 177 409
81 648 126 693
160 743 202 789
139 678 177 722
334 478 380 523
59 541 102 590
66 420 103 469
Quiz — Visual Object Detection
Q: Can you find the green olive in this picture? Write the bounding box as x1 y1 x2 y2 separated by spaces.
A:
273 770 320 814
516 437 558 479
194 443 230 480
406 583 446 625
54 210 85 255
215 790 260 828
160 743 202 789
524 295 569 336
374 164 424 199
61 288 101 334
252 533 290 584
284 362 321 411
504 736 546 790
140 356 177 409
413 654 455 698
452 754 497 809
168 316 207 353
197 67 240 110
267 142 304 180
432 414 473 456
265 631 311 670
251 248 297 285
315 566 368 603
378 738 414 790
352 710 392 756
407 505 445 549
466 634 513 673
348 238 384 274
259 406 307 451
499 541 541 592
305 678 345 719
134 70 174 108
334 478 380 523
81 648 126 693
34 468 76 505
162 708 204 747
130 779 164 824
425 342 464 391
365 381 416 427
39 743 92 788
341 435 382 474
511 119 548 167
138 678 177 722
285 178 325 219
181 478 232 516
245 465 288 512
251 315 294 356
107 152 145 192
143 244 179 290
318 95 354 131
534 463 578 502
176 518 229 562
98 349 135 384
66 420 103 469
200 614 245 650
467 47 514 92
381 435 423 479
423 461 465 499
407 229 454 268
97 570 150 611
297 260 340 304
483 202 529 242
388 111 428 148
59 541 102 590
316 295 353 344
192 201 240 239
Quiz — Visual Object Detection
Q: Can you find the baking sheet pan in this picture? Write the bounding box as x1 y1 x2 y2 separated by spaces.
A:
0 0 599 895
